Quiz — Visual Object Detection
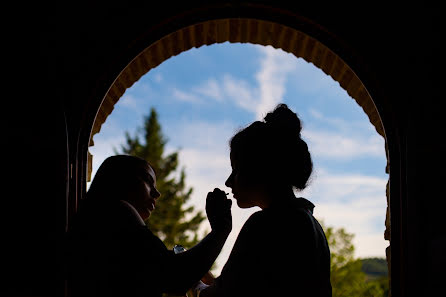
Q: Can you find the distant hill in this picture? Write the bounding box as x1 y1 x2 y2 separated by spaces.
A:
361 257 388 278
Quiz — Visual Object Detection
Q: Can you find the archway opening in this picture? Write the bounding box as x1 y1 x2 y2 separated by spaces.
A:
87 18 391 293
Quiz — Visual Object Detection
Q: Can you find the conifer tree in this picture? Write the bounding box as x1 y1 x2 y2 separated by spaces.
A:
115 107 205 249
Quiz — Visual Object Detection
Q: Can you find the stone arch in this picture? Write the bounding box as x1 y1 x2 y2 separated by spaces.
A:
88 18 390 271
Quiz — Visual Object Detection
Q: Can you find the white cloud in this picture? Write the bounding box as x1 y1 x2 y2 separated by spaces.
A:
308 108 324 120
354 234 389 258
301 168 388 204
254 46 297 119
164 45 299 120
114 89 156 118
301 108 386 159
287 56 344 95
167 119 236 151
219 46 299 118
194 78 223 101
118 94 139 110
171 88 202 103
303 129 384 159
315 200 389 258
163 119 237 211
300 169 389 258
222 74 257 112
307 108 377 134
169 74 256 108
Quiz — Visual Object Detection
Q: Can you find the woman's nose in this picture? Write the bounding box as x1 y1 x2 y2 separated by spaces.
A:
225 174 233 188
152 188 161 199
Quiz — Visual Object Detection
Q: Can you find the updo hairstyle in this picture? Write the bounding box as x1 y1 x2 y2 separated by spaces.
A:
229 103 312 191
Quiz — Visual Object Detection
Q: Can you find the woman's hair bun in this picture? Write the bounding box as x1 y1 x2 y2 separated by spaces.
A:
230 103 312 191
264 103 302 136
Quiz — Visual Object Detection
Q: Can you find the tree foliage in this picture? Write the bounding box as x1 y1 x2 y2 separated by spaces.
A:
115 107 206 249
321 222 389 297
361 257 389 277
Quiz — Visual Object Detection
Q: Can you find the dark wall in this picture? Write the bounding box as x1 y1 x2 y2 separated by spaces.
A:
6 2 443 296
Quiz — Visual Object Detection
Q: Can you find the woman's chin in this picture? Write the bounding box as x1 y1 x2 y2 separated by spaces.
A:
236 199 254 209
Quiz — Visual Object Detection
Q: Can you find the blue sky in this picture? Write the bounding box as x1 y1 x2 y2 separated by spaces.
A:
89 42 388 274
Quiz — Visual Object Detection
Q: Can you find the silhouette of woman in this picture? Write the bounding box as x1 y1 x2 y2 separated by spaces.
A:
196 104 332 297
66 155 232 297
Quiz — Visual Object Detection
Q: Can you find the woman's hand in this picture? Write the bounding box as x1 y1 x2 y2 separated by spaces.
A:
206 188 232 234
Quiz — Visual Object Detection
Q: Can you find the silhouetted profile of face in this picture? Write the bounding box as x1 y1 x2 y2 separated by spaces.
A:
126 165 161 220
225 151 265 209
225 104 312 209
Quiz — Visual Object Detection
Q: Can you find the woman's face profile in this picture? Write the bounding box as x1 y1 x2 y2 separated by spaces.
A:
128 165 161 220
225 152 261 209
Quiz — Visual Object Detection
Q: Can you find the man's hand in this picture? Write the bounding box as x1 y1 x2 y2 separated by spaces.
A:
206 188 232 234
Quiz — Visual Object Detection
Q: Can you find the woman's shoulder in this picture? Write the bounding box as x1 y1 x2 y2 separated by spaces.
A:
250 198 318 239
242 210 270 229
258 197 314 219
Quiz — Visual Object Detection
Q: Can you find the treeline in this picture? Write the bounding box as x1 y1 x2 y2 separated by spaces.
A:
324 222 389 297
361 257 388 278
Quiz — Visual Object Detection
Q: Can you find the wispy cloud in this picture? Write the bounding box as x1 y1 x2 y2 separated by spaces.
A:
193 78 224 101
220 46 298 119
302 109 386 159
165 45 298 120
286 55 345 96
171 88 202 103
222 74 257 112
301 168 388 204
300 168 388 258
166 119 237 150
315 199 388 258
308 108 377 134
303 130 384 159
119 94 140 110
254 46 297 119
164 119 237 208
